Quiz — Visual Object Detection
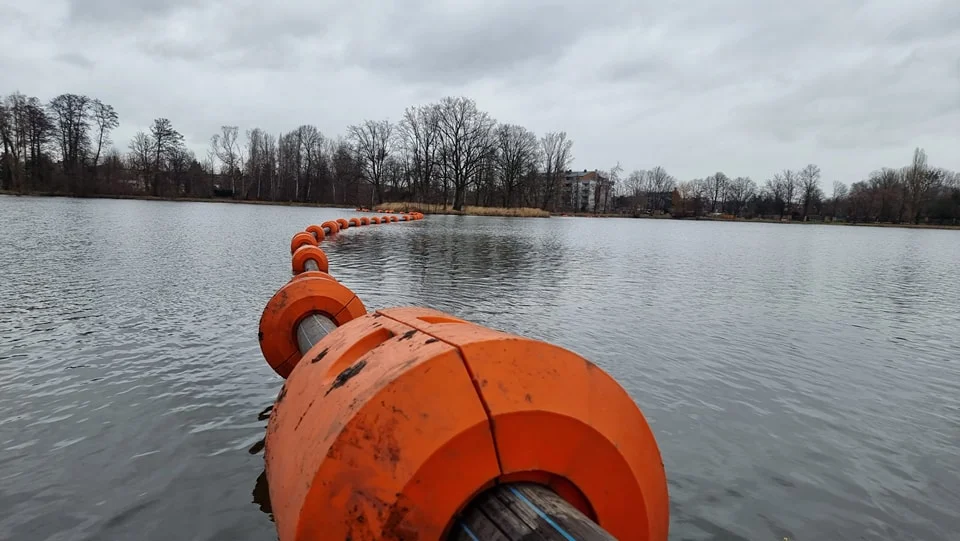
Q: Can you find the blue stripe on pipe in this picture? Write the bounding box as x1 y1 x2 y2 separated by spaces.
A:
509 486 578 541
460 523 481 541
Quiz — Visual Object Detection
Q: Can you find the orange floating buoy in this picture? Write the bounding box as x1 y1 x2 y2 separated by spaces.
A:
359 217 370 226
290 270 338 282
264 306 669 541
389 215 399 222
291 245 329 274
258 276 367 378
321 221 340 234
370 216 381 224
336 218 349 230
305 225 326 242
290 232 318 254
348 218 360 227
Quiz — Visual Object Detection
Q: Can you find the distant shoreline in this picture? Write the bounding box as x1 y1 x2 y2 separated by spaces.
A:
0 190 351 209
3 191 958 230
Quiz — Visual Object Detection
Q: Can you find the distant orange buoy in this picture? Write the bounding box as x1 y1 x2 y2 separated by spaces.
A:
305 225 326 242
291 245 329 274
321 221 340 234
289 232 318 254
359 217 370 226
336 218 349 230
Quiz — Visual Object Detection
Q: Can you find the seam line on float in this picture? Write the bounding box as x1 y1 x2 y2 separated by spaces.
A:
378 311 505 477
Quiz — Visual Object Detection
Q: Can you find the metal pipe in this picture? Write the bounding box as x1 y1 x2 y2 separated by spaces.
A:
296 313 338 355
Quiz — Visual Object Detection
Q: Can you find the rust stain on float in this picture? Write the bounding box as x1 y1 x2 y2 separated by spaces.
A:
325 360 368 396
310 348 329 364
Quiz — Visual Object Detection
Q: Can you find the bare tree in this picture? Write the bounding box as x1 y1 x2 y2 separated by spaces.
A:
128 131 153 192
831 181 849 218
725 176 757 217
399 105 441 204
211 126 244 197
602 162 623 212
706 172 728 213
493 124 539 207
782 169 799 216
765 174 787 219
435 97 496 211
149 118 184 196
48 93 92 192
348 119 393 206
538 131 573 211
90 100 118 172
0 93 27 191
905 147 941 224
245 128 277 200
799 163 822 219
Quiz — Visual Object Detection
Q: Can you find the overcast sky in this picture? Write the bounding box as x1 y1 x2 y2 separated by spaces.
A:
2 0 958 185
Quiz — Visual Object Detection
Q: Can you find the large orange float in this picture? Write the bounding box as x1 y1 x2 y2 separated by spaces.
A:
258 214 668 541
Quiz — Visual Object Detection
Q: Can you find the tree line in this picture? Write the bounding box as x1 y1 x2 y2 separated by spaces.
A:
1 91 581 211
2 90 958 223
613 150 959 224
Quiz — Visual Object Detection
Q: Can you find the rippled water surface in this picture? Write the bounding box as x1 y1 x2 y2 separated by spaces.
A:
2 196 959 541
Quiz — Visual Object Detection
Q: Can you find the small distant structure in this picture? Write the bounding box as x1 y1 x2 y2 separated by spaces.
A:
561 170 613 213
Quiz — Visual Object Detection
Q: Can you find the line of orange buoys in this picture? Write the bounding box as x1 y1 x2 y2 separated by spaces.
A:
287 212 423 275
255 208 668 541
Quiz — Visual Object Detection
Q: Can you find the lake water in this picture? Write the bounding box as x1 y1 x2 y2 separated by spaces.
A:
1 196 959 541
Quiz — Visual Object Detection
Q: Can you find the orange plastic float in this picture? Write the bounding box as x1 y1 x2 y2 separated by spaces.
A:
322 220 340 234
348 217 361 227
305 224 326 242
359 217 370 226
291 270 338 282
290 232 318 254
291 245 329 274
258 276 367 378
261 306 668 541
336 218 350 230
370 216 381 224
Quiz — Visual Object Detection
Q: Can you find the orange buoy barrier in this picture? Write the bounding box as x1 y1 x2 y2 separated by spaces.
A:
305 224 326 242
256 210 670 540
291 245 329 274
321 220 340 234
336 218 349 230
359 217 370 226
289 232 318 254
370 216 381 224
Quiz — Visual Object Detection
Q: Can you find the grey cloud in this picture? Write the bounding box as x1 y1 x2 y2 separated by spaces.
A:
66 0 198 24
6 0 959 184
54 52 95 69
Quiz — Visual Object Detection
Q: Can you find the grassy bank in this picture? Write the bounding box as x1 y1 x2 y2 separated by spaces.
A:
376 202 550 218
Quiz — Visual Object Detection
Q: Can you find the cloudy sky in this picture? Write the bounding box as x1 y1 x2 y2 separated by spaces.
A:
2 0 958 185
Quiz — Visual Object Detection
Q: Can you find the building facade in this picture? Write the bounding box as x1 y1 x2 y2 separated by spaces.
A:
561 170 613 213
